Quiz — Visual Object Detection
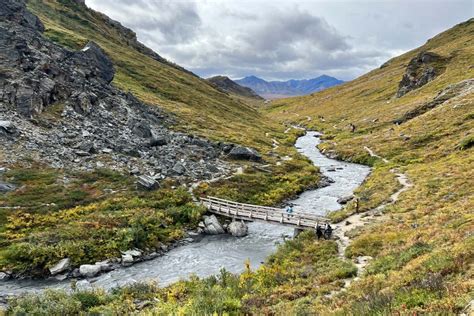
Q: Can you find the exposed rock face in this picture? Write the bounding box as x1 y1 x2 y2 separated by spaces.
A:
228 221 248 237
49 258 70 275
394 79 474 124
0 0 233 182
202 215 225 235
397 51 446 97
228 146 262 161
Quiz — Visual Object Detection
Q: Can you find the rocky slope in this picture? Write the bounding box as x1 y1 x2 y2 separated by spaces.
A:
236 75 344 99
26 0 279 150
207 76 263 100
0 0 240 182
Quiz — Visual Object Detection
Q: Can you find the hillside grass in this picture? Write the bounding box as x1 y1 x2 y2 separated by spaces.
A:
261 18 474 313
0 166 206 276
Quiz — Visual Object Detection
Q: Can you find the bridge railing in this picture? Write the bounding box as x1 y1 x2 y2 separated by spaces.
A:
200 196 328 227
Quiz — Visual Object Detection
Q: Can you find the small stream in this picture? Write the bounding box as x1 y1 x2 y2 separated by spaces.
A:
0 131 371 296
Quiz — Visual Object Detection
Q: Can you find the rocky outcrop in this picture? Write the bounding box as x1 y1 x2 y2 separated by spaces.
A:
0 0 234 182
394 79 474 124
228 221 248 237
396 51 447 97
228 146 262 161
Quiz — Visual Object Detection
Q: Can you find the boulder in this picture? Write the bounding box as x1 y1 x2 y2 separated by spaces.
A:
171 162 186 175
0 182 15 193
0 272 10 281
49 258 70 275
137 175 158 190
79 264 102 278
203 215 225 235
228 146 262 161
78 41 115 83
148 136 167 147
121 254 134 267
0 121 17 135
122 249 142 257
132 121 152 138
337 195 354 205
227 221 248 237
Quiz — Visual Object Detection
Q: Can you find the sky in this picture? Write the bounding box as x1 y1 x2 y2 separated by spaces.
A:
85 0 473 81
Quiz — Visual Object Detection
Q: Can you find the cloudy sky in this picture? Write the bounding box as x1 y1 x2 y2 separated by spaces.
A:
86 0 472 81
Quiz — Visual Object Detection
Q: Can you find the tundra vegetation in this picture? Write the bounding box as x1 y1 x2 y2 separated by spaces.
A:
2 1 473 315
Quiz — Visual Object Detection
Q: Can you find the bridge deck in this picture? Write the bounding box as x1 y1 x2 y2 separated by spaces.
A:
201 196 328 230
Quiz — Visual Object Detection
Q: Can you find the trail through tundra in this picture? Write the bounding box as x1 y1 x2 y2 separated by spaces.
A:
328 147 413 297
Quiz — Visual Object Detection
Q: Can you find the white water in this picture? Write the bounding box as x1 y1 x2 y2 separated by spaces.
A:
0 131 370 296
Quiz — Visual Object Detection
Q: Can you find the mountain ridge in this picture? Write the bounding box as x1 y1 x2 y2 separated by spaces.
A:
206 76 263 100
236 74 344 99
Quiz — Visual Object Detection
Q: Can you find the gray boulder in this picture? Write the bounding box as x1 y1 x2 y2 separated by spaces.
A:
228 221 248 237
137 175 158 190
203 215 225 235
0 182 15 193
77 41 115 84
79 264 102 278
171 162 186 175
49 258 70 275
0 121 17 135
228 146 262 161
148 136 167 147
337 195 354 205
0 272 10 281
121 254 134 267
122 249 142 257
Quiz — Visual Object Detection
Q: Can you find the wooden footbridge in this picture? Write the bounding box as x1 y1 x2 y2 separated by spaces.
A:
201 196 329 234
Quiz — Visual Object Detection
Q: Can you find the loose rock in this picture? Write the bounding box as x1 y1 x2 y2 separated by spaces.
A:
79 264 102 278
49 258 70 275
227 221 248 237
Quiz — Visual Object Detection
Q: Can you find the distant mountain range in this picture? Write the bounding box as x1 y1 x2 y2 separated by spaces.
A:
207 76 263 100
235 75 344 99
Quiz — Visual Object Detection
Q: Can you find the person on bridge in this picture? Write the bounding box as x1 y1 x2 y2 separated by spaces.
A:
286 204 294 219
316 225 323 240
324 223 333 239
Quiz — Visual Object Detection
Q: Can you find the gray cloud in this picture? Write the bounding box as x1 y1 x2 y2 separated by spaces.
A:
85 0 473 81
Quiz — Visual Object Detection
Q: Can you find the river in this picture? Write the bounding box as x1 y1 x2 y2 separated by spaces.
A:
0 131 371 296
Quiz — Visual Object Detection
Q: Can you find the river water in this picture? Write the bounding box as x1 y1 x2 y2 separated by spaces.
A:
0 131 370 295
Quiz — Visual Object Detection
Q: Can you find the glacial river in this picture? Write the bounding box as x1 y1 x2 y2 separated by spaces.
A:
0 131 370 296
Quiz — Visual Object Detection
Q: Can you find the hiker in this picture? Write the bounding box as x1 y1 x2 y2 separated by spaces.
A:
355 197 360 213
349 123 356 133
316 225 323 240
324 223 333 239
286 204 294 219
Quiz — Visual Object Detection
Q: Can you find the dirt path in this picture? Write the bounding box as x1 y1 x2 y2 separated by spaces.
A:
328 148 413 297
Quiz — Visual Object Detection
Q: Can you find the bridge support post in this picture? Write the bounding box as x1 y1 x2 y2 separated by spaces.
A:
293 228 304 238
